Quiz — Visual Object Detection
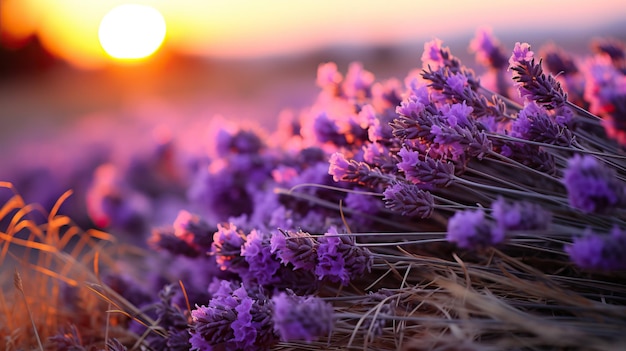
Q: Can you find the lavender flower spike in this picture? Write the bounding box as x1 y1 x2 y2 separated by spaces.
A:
383 182 435 218
315 226 373 285
562 155 625 213
270 229 318 271
397 147 455 188
491 197 551 232
328 152 391 188
470 27 508 69
566 227 626 271
509 42 534 67
446 209 503 249
272 291 334 343
509 42 568 110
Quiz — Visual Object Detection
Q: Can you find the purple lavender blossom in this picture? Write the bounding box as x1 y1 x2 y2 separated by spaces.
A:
498 141 557 175
562 155 625 213
422 38 446 69
566 227 626 271
240 229 281 286
446 209 503 249
211 223 248 273
270 229 318 271
396 93 428 119
149 228 201 257
591 38 626 69
469 27 508 69
382 182 434 218
86 163 150 235
317 62 343 91
397 147 455 188
509 42 534 67
491 197 551 232
511 102 573 146
190 284 276 351
343 62 375 99
173 210 214 251
509 43 568 110
392 103 441 142
215 128 264 157
328 152 390 188
272 291 334 343
446 73 469 96
362 142 397 174
315 226 373 285
541 43 579 76
313 111 348 145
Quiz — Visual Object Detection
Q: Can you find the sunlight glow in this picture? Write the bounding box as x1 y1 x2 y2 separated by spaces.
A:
98 4 166 60
1 0 625 69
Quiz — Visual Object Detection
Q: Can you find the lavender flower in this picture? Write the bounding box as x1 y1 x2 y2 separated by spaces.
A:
215 128 264 157
211 223 248 273
272 291 334 342
317 62 343 91
509 42 534 67
315 226 373 285
240 229 281 286
382 182 434 218
396 93 428 121
469 27 508 69
328 152 390 188
173 210 215 251
541 43 579 76
422 38 447 70
511 102 573 146
86 163 150 235
591 38 626 69
421 66 506 119
498 141 557 175
509 42 568 110
270 229 318 271
446 209 503 249
313 111 348 146
343 62 375 99
397 147 455 188
491 197 551 232
566 227 626 271
562 155 625 213
362 142 397 174
149 228 201 257
392 103 441 142
190 284 276 351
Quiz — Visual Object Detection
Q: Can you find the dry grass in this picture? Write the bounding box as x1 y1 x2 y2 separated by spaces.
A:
1 182 625 351
0 182 158 350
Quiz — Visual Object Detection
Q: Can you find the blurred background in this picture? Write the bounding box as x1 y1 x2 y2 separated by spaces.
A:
0 0 625 214
2 0 625 132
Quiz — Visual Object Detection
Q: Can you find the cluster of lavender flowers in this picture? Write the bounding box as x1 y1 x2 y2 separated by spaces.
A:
3 28 626 350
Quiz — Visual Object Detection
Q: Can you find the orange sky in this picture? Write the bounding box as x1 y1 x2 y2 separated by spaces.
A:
2 0 625 69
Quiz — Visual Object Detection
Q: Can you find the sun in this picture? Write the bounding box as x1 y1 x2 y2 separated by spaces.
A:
98 4 166 60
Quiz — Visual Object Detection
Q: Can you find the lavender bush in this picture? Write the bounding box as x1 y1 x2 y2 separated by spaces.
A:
1 29 626 351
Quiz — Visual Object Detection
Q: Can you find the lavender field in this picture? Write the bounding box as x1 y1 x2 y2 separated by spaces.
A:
1 28 626 351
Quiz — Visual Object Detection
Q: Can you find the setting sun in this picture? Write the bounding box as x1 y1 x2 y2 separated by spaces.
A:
98 3 166 60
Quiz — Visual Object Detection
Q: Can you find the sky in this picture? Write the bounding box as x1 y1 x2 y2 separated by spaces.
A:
1 0 625 69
